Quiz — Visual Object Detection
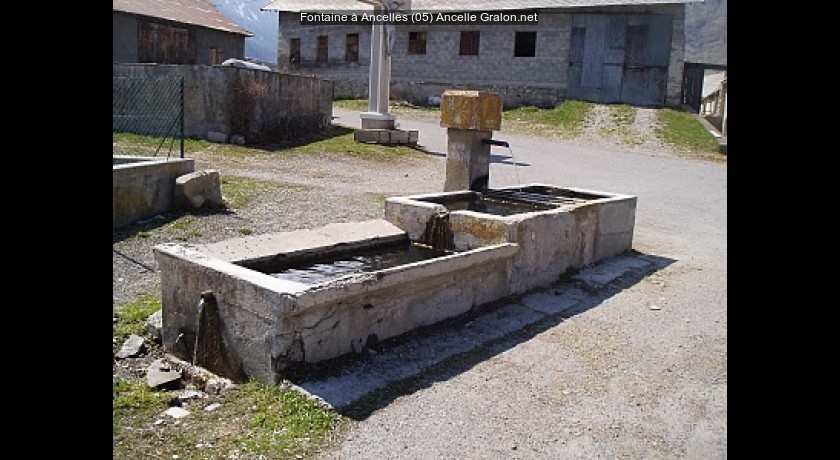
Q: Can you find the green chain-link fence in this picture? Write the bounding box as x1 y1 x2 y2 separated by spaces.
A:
112 76 184 158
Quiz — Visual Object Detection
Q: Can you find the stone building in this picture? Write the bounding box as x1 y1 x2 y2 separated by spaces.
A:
114 0 251 66
262 0 694 107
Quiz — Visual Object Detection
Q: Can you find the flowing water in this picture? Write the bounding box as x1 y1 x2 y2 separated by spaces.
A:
505 146 522 190
423 212 454 251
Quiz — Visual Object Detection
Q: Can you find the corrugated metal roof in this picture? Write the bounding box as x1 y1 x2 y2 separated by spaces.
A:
262 0 699 12
114 0 252 36
702 70 725 99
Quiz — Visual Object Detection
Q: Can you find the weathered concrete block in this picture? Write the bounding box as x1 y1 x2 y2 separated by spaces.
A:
113 156 195 228
354 129 419 145
354 129 386 143
440 90 502 131
174 170 223 210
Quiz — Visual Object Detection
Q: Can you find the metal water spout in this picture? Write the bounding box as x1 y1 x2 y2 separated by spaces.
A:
482 138 510 148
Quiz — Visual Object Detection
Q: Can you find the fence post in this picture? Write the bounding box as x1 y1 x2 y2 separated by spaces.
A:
720 76 727 137
180 76 185 158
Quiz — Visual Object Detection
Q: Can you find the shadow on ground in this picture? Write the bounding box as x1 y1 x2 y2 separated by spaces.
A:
285 251 675 420
247 125 356 151
414 149 532 167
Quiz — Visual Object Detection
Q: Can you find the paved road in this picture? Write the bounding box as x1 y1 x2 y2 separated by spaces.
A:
321 108 727 459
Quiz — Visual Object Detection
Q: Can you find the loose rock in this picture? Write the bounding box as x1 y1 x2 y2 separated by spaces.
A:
115 335 145 359
164 407 190 419
146 310 163 343
204 403 222 412
175 389 206 402
205 377 236 395
147 359 182 390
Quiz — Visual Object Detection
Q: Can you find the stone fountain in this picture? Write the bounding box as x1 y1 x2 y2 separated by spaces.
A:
153 90 636 384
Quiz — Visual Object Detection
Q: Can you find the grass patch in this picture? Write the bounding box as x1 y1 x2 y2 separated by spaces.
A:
221 176 271 209
334 98 439 115
656 108 719 154
113 378 169 434
503 100 593 134
112 132 239 157
113 379 344 460
237 227 253 235
333 98 441 123
235 381 342 457
333 98 369 111
116 127 421 162
390 99 439 112
113 295 161 342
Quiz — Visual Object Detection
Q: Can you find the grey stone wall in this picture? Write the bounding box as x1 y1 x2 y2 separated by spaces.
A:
113 64 334 142
274 4 686 107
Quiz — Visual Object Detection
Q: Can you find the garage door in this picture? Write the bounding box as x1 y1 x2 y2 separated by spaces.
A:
567 14 673 107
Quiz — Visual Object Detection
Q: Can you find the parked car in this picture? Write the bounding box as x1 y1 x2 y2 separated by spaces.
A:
220 58 272 71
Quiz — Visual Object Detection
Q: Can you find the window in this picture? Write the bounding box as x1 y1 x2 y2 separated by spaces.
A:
459 31 480 56
346 33 359 62
210 48 224 65
317 35 328 62
289 38 301 64
408 31 427 55
514 31 537 57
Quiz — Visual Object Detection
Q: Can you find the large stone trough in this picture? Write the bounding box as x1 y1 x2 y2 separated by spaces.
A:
154 220 518 384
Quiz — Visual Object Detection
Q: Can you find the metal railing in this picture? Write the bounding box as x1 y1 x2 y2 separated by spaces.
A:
112 75 184 158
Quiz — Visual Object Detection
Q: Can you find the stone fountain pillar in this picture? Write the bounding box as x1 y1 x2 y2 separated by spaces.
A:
440 90 503 191
354 0 418 145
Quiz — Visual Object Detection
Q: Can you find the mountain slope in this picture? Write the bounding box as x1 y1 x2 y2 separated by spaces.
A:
685 0 727 65
212 0 278 65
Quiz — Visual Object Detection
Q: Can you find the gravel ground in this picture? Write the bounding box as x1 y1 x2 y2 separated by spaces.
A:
578 105 670 156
